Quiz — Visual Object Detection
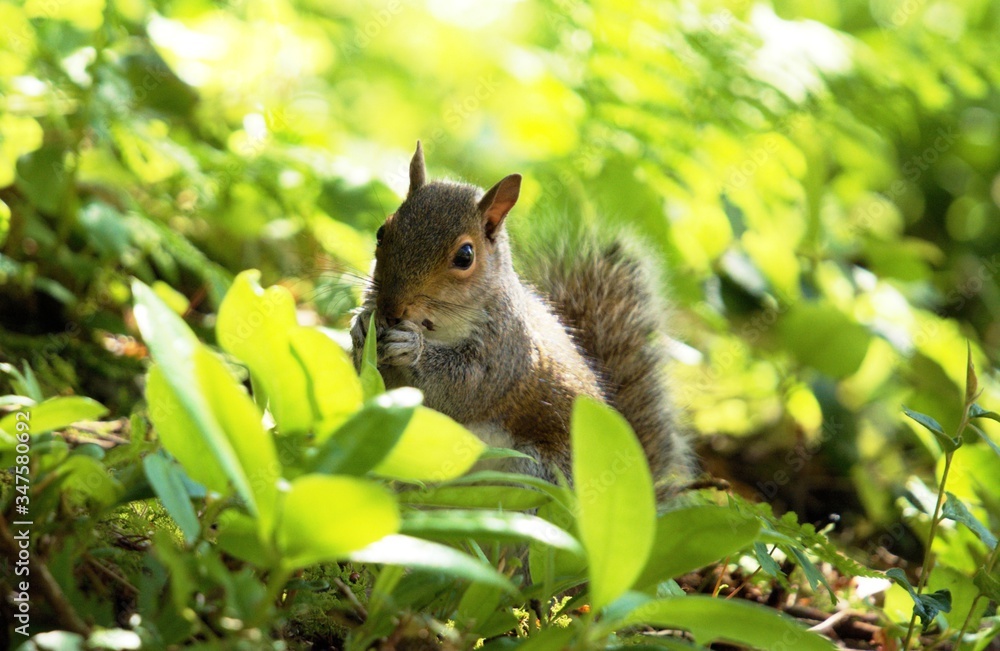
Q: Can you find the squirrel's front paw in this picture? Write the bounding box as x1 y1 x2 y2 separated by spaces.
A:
378 321 424 367
349 309 373 369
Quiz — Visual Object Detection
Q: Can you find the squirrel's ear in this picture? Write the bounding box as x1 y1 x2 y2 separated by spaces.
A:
479 174 521 241
408 140 426 197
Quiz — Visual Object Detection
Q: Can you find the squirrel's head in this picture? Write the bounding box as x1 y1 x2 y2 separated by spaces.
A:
371 141 521 343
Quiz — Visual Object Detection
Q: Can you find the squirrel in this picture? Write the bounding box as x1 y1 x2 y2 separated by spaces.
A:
350 142 692 492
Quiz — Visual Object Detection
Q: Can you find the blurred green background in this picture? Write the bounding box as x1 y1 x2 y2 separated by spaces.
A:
1 0 999 554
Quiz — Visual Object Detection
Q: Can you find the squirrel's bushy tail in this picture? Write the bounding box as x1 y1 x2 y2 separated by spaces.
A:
525 239 693 489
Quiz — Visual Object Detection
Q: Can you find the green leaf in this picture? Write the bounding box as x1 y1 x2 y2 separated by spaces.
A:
788 546 834 601
615 596 836 650
145 364 230 496
216 270 312 434
969 403 1000 424
0 396 108 439
308 388 418 475
571 396 656 611
194 347 280 534
903 406 961 453
276 475 400 569
753 542 782 578
216 510 275 566
143 453 200 545
973 567 1000 603
886 568 952 630
348 534 516 594
373 406 485 481
288 326 364 440
136 279 278 533
400 510 583 554
942 493 997 550
360 312 385 399
635 505 761 588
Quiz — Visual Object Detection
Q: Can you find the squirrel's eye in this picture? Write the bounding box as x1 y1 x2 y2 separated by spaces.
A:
376 225 385 246
452 243 475 270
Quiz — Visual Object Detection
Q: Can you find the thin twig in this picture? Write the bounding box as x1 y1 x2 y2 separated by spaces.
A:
332 577 368 622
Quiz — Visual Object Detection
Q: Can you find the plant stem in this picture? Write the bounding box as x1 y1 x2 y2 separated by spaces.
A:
902 451 955 650
954 539 1000 644
251 566 292 628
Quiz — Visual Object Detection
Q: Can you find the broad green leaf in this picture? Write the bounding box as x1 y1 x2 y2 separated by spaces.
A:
886 568 952 630
903 406 961 452
399 485 550 510
373 406 485 481
635 505 760 588
152 280 190 315
571 396 656 611
400 510 583 554
942 493 997 550
143 454 200 545
288 326 363 441
360 312 385 399
616 596 836 650
194 347 279 534
145 364 230 495
309 388 418 475
216 510 275 566
216 270 312 434
348 534 516 594
135 280 255 509
277 475 399 569
0 396 108 438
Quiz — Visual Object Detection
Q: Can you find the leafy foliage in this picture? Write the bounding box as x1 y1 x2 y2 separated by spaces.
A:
1 0 1000 649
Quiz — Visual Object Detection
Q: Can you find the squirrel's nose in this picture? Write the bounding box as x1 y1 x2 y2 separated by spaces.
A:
377 303 406 328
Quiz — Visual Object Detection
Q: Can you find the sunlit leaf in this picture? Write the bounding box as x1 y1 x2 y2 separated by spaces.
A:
0 396 107 440
571 396 656 611
277 475 400 569
348 534 515 594
400 510 583 555
614 596 836 650
372 406 485 481
360 312 385 399
216 270 311 434
635 505 760 588
288 325 364 440
308 388 418 475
